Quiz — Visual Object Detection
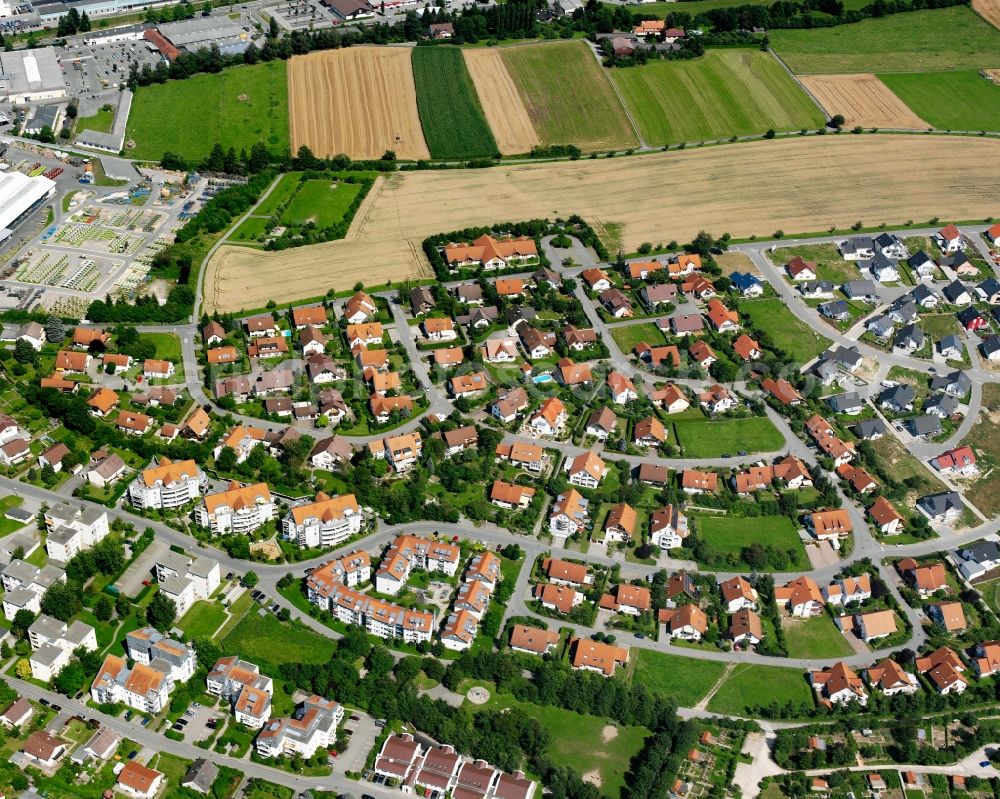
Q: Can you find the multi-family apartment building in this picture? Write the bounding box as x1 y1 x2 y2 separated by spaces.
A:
28 614 98 681
255 695 343 759
91 655 173 714
125 628 196 684
195 481 274 536
153 551 221 617
282 492 363 549
43 503 110 563
206 656 274 729
1 561 66 620
128 458 206 510
374 535 461 595
369 432 422 472
307 578 433 644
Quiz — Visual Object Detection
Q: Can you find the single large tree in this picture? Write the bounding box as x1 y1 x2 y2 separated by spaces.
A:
146 592 177 631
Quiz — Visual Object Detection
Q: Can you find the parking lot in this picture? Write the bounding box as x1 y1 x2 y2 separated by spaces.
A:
339 711 380 774
172 701 220 743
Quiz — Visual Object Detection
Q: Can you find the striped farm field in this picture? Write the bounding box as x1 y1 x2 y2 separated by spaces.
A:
770 6 1000 74
611 50 823 146
463 48 540 155
411 47 498 160
800 74 928 129
499 40 639 151
288 48 429 160
879 70 1000 131
973 0 1000 29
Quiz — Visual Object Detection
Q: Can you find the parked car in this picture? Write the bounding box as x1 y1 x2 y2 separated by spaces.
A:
128 751 137 760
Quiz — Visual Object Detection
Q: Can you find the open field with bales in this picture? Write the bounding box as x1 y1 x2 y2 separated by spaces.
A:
202 135 1000 313
463 48 541 154
800 74 928 129
412 47 497 160
879 70 1000 131
611 50 824 146
288 48 429 160
500 40 638 151
770 6 1000 74
126 61 289 162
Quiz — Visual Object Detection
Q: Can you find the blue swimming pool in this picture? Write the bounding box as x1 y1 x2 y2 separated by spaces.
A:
532 374 554 384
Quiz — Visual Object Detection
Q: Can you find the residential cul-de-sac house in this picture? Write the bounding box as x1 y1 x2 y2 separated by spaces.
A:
799 280 835 299
908 414 942 440
930 369 972 397
925 392 959 418
931 445 977 476
867 315 895 340
866 252 899 283
842 279 879 303
128 458 205 510
879 384 915 414
918 491 964 523
196 481 274 536
943 280 972 306
282 492 363 549
938 335 964 360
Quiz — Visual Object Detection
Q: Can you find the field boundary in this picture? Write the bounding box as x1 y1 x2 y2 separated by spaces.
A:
768 46 830 121
584 40 645 148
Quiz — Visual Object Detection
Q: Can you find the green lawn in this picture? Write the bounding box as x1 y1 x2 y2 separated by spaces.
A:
150 751 189 785
609 321 666 351
696 514 810 571
230 215 270 245
255 172 302 216
221 610 336 672
245 781 293 799
769 6 1000 74
142 332 182 362
783 614 853 658
672 415 784 457
76 105 115 134
879 70 1000 132
126 61 289 162
607 0 869 14
629 648 727 706
776 243 858 283
740 297 832 363
532 704 651 798
0 495 26 536
412 47 498 159
611 50 823 146
178 600 227 640
501 40 638 151
706 663 814 716
280 179 363 227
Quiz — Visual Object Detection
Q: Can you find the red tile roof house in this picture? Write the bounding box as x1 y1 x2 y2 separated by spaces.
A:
786 256 818 281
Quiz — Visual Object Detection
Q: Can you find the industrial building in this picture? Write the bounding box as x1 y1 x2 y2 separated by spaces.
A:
157 16 250 56
0 48 65 103
75 89 131 153
0 171 56 243
32 0 178 23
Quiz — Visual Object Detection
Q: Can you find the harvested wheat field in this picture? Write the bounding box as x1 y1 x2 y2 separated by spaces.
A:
288 48 429 160
203 136 1000 313
801 74 929 129
974 0 1000 29
463 48 540 155
986 68 1000 82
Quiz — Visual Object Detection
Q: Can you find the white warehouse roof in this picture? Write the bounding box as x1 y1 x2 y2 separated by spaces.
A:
0 171 55 233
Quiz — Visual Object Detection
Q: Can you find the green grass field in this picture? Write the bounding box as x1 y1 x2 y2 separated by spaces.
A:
673 415 784 457
178 600 227 640
280 179 363 227
533 705 651 797
879 70 1000 131
783 614 853 658
230 216 270 244
695 514 810 570
0 495 25 536
769 6 1000 74
706 663 814 716
255 172 301 216
610 321 666 351
77 105 115 134
740 297 832 363
501 40 638 151
609 0 869 15
142 332 181 362
126 61 289 162
611 50 823 146
221 611 336 671
412 47 498 159
629 649 727 706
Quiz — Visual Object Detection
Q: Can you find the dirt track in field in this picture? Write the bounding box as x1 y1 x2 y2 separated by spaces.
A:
288 48 429 160
463 49 540 155
974 0 1000 30
203 135 1000 314
800 74 929 129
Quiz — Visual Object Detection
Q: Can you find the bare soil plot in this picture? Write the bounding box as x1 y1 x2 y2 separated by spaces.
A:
800 74 929 129
974 0 1000 30
288 48 429 160
463 48 541 155
203 135 1000 313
